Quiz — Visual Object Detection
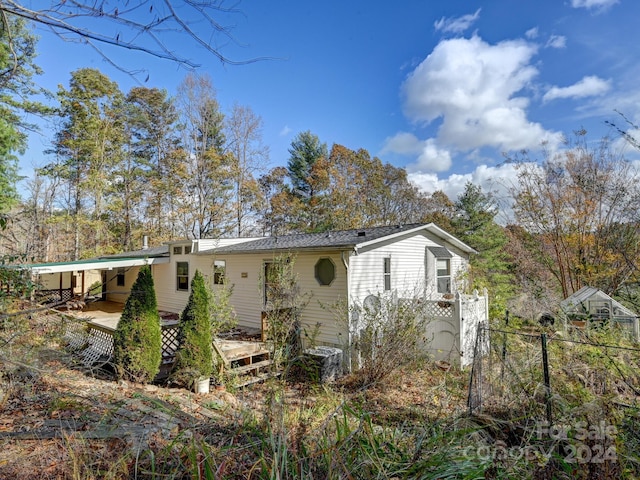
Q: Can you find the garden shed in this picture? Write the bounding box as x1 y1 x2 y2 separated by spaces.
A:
560 286 640 339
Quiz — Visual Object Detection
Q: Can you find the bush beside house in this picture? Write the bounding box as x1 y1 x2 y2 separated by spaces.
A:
112 265 162 383
172 270 214 388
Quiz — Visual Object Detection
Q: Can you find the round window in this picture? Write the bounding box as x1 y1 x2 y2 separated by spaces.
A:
314 258 335 286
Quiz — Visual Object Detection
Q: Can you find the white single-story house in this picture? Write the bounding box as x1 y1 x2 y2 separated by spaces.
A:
24 223 489 367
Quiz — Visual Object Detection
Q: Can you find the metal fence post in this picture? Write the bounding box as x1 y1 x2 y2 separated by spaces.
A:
541 333 552 425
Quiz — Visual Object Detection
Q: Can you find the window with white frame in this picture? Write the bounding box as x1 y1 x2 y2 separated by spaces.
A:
437 258 451 294
177 262 189 291
214 260 226 285
383 257 391 291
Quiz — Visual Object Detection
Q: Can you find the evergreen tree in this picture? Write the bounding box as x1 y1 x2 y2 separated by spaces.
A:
452 182 514 318
287 131 327 200
0 14 48 216
112 265 162 383
173 270 213 384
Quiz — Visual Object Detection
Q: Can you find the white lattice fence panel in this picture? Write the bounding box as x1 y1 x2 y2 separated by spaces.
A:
423 300 455 318
161 325 179 364
64 321 89 351
81 328 114 367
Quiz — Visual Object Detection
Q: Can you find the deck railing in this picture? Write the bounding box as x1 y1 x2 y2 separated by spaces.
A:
72 320 180 368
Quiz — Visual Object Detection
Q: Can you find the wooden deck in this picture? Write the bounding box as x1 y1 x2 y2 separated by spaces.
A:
64 302 274 386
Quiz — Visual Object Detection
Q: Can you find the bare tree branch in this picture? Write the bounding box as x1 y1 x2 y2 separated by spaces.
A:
0 0 273 73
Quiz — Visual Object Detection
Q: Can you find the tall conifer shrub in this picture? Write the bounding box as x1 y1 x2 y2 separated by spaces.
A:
112 265 162 383
173 270 213 385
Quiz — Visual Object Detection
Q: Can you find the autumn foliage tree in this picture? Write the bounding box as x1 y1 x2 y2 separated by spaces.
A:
260 138 434 234
510 131 640 298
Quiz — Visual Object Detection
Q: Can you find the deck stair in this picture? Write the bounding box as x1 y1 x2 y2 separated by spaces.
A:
213 339 277 387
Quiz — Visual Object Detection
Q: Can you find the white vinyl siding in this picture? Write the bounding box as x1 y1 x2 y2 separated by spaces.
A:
218 251 349 348
105 266 141 304
155 253 218 313
350 231 469 305
153 232 471 348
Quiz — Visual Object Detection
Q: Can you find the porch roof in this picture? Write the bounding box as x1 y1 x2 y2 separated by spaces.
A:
28 255 169 275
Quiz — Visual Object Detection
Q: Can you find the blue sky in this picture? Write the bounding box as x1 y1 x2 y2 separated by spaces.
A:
19 0 640 213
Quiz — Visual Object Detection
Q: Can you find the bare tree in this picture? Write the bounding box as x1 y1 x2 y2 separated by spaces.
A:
0 1 271 75
509 131 640 298
176 73 234 238
225 103 268 236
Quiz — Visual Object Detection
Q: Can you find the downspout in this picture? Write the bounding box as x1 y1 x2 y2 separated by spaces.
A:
342 248 355 372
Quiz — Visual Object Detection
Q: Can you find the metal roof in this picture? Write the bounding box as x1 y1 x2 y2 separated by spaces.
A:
17 246 170 275
100 245 169 258
28 256 169 274
561 286 637 318
428 246 453 258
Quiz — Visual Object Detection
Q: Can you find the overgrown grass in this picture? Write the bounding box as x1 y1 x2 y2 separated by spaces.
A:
2 302 640 478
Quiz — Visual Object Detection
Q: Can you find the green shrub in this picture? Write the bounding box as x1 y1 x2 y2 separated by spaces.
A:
112 265 162 383
260 254 310 367
173 270 213 386
210 281 237 336
87 280 102 296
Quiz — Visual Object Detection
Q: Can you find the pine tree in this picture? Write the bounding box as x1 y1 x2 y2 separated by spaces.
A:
452 182 514 318
112 265 162 383
173 270 213 385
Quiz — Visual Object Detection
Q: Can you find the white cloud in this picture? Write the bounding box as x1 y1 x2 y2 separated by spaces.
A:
279 125 292 136
543 75 611 102
381 133 452 172
408 162 523 223
571 0 618 10
381 132 422 155
525 27 539 39
434 9 481 35
401 35 563 152
415 139 453 172
546 35 566 49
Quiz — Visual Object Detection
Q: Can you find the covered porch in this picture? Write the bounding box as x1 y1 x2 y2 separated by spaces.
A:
29 253 170 308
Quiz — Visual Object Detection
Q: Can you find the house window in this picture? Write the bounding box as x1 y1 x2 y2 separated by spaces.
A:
214 260 226 285
383 257 391 291
315 258 335 286
177 262 189 291
116 267 125 287
184 245 192 254
437 258 451 294
173 246 182 255
263 261 277 305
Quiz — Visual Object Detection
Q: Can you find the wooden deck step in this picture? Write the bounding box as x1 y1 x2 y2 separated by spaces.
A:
231 359 273 375
226 349 270 363
217 339 268 359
